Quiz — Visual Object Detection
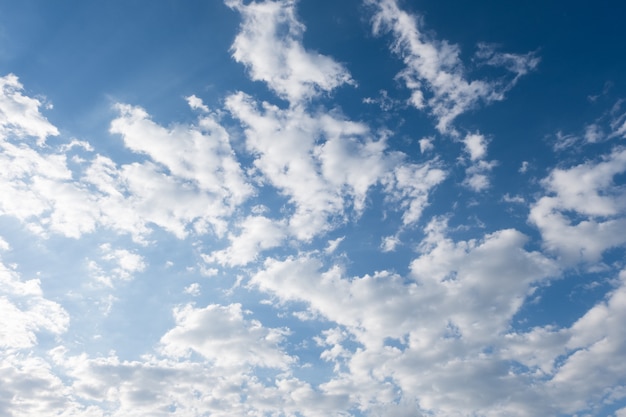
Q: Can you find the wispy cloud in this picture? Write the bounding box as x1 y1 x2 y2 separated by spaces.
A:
367 0 538 134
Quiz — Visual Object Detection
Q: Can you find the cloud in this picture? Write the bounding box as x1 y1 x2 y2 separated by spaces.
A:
0 84 255 242
226 91 390 240
226 0 353 104
160 303 293 369
43 348 350 417
250 220 559 415
89 243 146 287
110 102 253 209
463 133 488 161
367 0 538 134
382 161 446 225
203 215 287 267
0 74 59 144
418 137 434 153
183 283 201 296
0 257 69 350
252 220 557 348
324 236 344 254
545 270 626 413
463 159 497 192
501 269 626 415
380 234 400 252
185 94 209 112
530 146 626 263
460 132 496 191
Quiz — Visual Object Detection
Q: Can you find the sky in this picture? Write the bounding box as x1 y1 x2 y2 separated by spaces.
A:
0 0 626 416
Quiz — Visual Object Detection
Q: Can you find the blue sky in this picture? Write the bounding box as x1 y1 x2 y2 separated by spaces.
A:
1 1 626 416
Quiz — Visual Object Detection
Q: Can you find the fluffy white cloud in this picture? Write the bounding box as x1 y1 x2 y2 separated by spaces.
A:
0 74 59 143
367 0 538 134
382 161 446 225
250 219 560 415
463 133 488 161
40 347 351 417
0 354 100 417
227 91 445 239
0 254 69 349
252 220 557 348
204 215 287 267
463 159 497 192
0 80 254 241
499 269 626 415
160 303 293 369
226 92 391 240
89 243 146 287
530 146 626 263
110 103 252 207
226 0 353 104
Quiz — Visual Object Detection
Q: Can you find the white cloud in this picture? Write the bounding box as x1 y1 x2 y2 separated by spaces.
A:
43 347 350 417
89 243 146 287
183 283 201 296
380 234 400 252
185 94 209 112
252 222 557 349
0 74 59 144
463 133 488 161
418 137 434 153
324 236 344 254
502 193 525 204
250 221 560 415
530 146 626 263
367 0 538 134
519 160 529 173
110 102 252 207
0 83 255 242
160 303 293 369
382 161 446 226
475 42 540 79
0 259 69 349
226 0 353 104
459 132 496 190
584 123 604 143
226 92 391 240
501 269 626 415
203 215 287 267
463 159 497 192
0 354 99 417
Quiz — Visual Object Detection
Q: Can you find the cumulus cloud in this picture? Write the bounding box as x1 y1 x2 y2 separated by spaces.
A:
89 243 146 287
249 221 560 415
530 146 626 263
0 74 59 144
0 82 255 242
203 215 287 267
226 0 353 104
226 91 391 240
459 132 497 191
0 258 69 349
110 102 253 209
382 161 446 225
160 303 293 369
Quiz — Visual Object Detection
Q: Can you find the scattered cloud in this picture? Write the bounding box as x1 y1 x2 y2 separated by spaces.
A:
530 146 626 263
226 0 354 104
0 1 624 416
367 0 538 134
